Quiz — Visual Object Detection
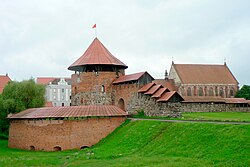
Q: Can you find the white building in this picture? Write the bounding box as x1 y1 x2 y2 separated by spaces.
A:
37 77 71 106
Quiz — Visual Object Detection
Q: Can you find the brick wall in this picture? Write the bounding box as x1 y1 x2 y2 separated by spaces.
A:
113 83 143 110
71 71 121 106
8 117 126 151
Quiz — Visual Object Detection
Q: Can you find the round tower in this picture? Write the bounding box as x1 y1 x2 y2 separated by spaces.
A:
68 38 128 106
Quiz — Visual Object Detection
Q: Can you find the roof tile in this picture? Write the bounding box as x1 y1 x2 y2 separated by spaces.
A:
8 105 128 119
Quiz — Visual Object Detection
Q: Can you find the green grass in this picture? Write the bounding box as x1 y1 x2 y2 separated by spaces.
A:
131 112 250 122
0 120 250 166
182 112 250 122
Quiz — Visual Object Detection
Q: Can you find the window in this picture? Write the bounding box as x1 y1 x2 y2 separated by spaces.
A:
62 89 64 93
101 85 105 92
53 95 56 100
209 87 214 96
53 89 56 93
219 87 224 97
198 87 203 96
230 88 234 97
62 96 64 100
62 103 64 106
187 87 192 96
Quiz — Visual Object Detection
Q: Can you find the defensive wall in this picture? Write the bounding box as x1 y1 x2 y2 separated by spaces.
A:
8 117 126 151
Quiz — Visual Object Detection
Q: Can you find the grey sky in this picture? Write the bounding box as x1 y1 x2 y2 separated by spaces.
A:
0 0 250 85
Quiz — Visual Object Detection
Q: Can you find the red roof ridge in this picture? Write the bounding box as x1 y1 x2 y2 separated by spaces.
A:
68 38 128 71
137 82 156 93
8 105 128 119
144 84 163 95
113 71 147 84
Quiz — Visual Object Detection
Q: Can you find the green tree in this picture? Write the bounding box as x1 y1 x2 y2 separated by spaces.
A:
0 79 45 136
235 85 250 100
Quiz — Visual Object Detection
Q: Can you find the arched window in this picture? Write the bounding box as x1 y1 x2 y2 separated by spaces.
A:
215 86 218 96
118 98 125 111
230 88 234 97
30 146 35 151
209 87 214 96
53 146 62 151
198 87 203 96
219 87 224 97
101 85 105 92
187 87 192 96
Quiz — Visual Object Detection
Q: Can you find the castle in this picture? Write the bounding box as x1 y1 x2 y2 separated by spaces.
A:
8 37 249 151
68 37 241 113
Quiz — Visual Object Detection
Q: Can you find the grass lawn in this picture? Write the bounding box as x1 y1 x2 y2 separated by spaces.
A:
0 120 250 166
182 112 250 122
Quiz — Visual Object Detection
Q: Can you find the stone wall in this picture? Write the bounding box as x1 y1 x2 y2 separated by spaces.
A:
126 93 250 117
8 117 126 151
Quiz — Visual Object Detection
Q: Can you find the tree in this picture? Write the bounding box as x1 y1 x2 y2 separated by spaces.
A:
235 85 250 100
0 79 45 136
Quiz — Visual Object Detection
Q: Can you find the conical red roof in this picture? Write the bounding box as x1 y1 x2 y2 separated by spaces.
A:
68 38 128 71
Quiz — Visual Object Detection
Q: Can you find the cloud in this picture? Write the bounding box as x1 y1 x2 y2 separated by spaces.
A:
0 0 249 85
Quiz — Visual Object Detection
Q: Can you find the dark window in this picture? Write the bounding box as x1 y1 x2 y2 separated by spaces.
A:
30 146 35 151
198 87 203 96
62 89 64 93
230 88 234 97
53 146 62 151
219 88 224 97
209 87 214 96
187 87 192 96
62 103 64 106
101 85 105 92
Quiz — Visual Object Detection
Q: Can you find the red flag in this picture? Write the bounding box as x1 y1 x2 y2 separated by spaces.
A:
92 24 96 28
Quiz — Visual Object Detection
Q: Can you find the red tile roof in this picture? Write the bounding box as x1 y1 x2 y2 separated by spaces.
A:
157 91 183 102
137 83 155 93
0 75 11 93
144 85 163 95
173 64 238 84
152 88 169 98
182 96 225 103
37 77 56 85
153 79 176 91
113 72 146 84
8 105 128 119
224 98 248 104
68 38 128 71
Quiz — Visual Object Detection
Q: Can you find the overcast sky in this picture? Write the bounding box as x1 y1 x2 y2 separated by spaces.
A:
1 0 250 85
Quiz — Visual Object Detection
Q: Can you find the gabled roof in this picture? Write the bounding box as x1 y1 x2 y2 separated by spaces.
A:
37 77 71 85
152 88 169 98
37 77 55 85
68 38 128 71
8 105 128 119
113 71 153 84
137 82 155 93
157 91 183 102
0 75 11 93
173 63 238 84
153 79 176 91
144 85 163 95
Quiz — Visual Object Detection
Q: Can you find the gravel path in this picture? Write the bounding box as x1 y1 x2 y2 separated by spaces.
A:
128 117 250 125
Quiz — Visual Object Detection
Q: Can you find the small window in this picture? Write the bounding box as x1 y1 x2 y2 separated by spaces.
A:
62 89 64 93
53 89 56 93
198 87 203 96
62 103 64 106
54 103 56 106
187 87 192 96
230 88 234 97
209 87 214 96
53 95 56 100
30 146 35 151
101 85 105 92
53 146 62 151
62 96 64 100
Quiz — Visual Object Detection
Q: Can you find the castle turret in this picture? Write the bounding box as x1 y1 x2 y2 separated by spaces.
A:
68 38 128 106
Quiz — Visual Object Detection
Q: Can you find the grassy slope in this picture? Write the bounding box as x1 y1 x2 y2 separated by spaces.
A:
182 112 250 122
0 120 250 166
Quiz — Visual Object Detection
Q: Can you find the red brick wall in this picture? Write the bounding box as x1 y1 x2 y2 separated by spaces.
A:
8 117 126 151
72 72 121 96
113 84 143 110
